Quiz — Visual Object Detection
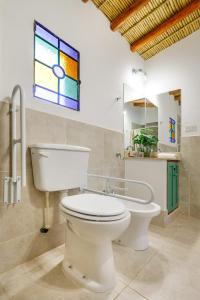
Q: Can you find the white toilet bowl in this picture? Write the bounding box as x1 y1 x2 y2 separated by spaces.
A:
60 193 130 293
116 201 160 251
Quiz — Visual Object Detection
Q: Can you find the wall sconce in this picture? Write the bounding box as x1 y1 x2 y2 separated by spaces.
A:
115 96 122 102
132 68 147 83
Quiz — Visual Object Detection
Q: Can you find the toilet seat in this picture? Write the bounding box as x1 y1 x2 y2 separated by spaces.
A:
60 193 128 222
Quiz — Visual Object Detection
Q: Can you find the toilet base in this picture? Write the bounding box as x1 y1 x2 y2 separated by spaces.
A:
62 220 116 293
62 259 114 293
115 214 151 251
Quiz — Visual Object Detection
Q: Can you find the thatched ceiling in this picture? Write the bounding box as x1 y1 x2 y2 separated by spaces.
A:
85 0 200 60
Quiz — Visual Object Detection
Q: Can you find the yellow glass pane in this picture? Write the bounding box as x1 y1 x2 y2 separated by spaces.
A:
35 61 58 92
60 52 78 80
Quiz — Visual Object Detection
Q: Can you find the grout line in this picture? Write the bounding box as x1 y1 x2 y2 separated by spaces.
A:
114 285 129 300
128 286 150 300
125 250 156 288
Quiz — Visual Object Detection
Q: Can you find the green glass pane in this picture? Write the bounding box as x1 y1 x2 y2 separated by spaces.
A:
60 76 78 100
35 36 58 67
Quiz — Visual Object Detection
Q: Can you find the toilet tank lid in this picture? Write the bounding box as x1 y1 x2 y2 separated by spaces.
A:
29 143 91 152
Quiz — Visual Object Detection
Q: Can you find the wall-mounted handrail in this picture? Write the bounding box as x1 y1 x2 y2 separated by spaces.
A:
11 85 26 186
86 173 154 204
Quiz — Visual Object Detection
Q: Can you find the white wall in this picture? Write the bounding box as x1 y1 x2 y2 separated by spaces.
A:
145 30 200 137
146 107 158 124
0 0 144 133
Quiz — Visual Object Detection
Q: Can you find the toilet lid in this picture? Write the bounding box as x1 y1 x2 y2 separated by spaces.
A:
60 205 129 221
60 193 126 217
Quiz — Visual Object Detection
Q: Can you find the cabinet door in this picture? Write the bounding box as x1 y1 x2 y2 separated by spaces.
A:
167 162 179 213
167 163 174 213
173 164 179 209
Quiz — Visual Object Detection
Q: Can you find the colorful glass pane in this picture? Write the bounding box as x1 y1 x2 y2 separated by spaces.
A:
59 95 79 110
169 117 176 143
60 52 78 80
35 23 58 48
52 65 65 79
35 36 58 67
60 76 78 100
34 21 80 111
60 41 79 61
35 85 58 103
35 61 58 92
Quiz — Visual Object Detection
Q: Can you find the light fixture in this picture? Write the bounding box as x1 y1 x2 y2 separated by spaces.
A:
132 68 147 83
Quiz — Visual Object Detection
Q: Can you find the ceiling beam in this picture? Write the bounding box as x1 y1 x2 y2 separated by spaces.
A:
110 0 149 32
169 89 181 102
169 89 181 97
131 0 200 52
131 98 155 107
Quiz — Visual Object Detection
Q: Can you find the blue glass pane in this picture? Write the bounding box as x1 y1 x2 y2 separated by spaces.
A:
53 65 65 79
34 85 58 103
59 95 79 110
60 76 78 100
35 23 58 48
60 41 79 61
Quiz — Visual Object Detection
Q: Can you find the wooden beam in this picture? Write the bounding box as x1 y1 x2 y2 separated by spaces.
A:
169 89 181 97
131 0 200 52
174 95 181 102
132 98 155 107
110 0 149 32
169 89 181 102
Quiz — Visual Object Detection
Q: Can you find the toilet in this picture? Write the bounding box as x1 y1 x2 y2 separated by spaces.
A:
116 200 160 251
30 143 130 293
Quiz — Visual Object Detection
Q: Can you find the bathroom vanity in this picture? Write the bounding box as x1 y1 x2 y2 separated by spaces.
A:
123 85 182 226
125 157 180 226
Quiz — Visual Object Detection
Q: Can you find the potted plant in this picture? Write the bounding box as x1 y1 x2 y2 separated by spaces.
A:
132 128 158 157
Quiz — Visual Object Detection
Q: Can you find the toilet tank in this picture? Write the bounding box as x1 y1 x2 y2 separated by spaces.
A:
30 144 91 192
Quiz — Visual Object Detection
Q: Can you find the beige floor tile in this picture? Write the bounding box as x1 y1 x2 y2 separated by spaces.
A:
116 287 147 300
113 243 156 284
130 250 200 300
0 246 125 300
3 215 200 300
0 284 9 300
9 264 125 300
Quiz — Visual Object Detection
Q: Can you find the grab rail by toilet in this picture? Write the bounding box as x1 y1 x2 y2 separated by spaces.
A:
84 174 154 204
3 85 26 204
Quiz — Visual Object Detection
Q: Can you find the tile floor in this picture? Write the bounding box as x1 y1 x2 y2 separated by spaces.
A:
1 214 200 300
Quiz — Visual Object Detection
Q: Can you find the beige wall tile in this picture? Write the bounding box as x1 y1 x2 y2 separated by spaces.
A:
0 223 64 274
0 102 125 273
26 109 67 146
0 102 11 172
181 136 200 218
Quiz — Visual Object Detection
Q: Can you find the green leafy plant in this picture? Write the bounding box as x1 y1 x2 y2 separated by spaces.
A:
132 128 158 156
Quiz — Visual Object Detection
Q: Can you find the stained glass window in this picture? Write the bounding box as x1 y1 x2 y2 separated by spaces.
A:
169 117 176 143
33 21 80 111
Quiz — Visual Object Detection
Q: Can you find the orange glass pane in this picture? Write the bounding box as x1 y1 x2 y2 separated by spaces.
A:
60 52 78 80
35 61 58 92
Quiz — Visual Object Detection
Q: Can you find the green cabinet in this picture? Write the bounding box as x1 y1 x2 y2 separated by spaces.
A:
167 162 179 214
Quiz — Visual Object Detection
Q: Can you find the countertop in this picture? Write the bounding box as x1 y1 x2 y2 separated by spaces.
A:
124 156 181 161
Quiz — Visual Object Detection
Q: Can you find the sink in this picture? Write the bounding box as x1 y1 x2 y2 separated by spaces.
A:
157 152 181 160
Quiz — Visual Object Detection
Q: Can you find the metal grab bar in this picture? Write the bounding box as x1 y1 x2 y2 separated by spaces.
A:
85 173 154 204
11 85 26 186
3 85 26 204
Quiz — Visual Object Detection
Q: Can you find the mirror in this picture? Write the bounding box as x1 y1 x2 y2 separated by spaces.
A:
123 83 181 153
